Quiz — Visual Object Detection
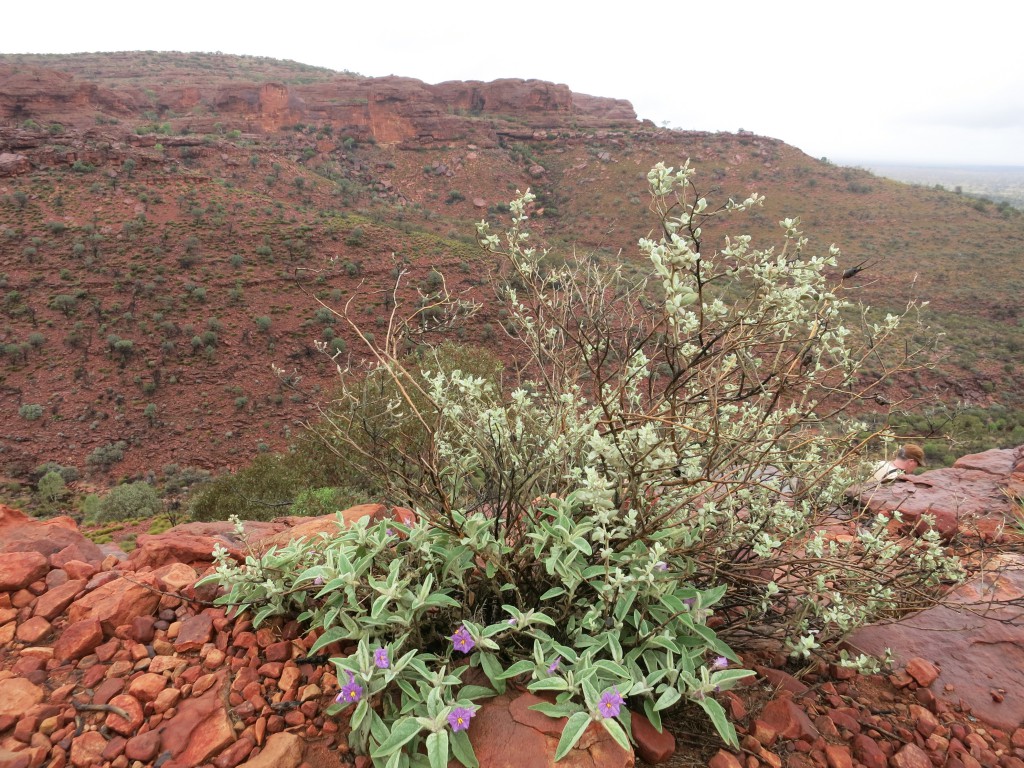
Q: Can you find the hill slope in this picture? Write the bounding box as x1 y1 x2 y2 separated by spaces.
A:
2 52 1023 489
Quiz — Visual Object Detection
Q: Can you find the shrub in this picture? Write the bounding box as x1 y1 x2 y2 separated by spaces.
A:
202 163 960 764
37 471 67 508
189 453 309 522
19 404 43 421
35 462 79 484
95 481 163 523
86 441 127 469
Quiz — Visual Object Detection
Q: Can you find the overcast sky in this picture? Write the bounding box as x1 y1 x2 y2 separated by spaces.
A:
4 0 1022 166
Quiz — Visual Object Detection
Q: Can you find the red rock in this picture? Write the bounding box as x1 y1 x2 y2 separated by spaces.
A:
67 573 160 632
0 552 49 592
751 719 780 747
152 687 181 714
128 672 167 702
152 562 199 593
93 677 125 705
69 731 106 768
213 736 256 768
465 692 632 767
630 711 675 763
0 678 44 717
1012 728 1024 748
52 619 104 662
0 747 31 768
905 658 940 688
101 734 126 760
0 508 101 562
160 680 234 767
128 615 156 644
265 640 291 662
852 734 888 768
757 666 810 696
908 705 938 738
125 533 239 570
824 744 853 768
761 699 819 742
61 560 98 581
104 694 144 736
890 743 933 768
50 541 104 569
15 615 51 644
174 612 214 652
45 568 69 589
124 730 161 761
710 750 745 768
32 579 86 621
235 731 304 768
847 553 1024 733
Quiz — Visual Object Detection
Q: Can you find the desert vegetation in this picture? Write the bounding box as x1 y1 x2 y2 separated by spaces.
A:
199 165 963 766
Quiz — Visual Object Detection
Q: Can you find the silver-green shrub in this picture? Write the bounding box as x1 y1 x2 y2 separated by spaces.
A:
199 162 962 766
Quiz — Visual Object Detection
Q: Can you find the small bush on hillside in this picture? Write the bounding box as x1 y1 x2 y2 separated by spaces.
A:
35 462 80 485
93 481 163 523
86 441 127 469
37 471 67 509
19 404 43 421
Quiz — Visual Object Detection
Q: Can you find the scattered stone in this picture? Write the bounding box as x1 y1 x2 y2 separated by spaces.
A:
905 658 940 688
236 732 303 768
760 699 820 742
630 711 675 763
52 618 104 662
0 678 43 717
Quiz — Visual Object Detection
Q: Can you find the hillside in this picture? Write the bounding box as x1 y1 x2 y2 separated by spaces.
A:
2 51 1023 493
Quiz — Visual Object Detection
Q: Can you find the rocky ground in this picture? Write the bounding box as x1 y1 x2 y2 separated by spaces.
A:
0 449 1022 768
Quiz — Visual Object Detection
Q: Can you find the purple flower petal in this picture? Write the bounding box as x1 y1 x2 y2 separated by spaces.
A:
447 706 475 732
711 656 729 670
335 671 363 704
374 647 390 669
597 688 623 719
547 656 561 674
450 626 475 654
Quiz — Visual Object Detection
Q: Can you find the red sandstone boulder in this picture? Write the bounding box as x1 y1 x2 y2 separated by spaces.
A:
848 553 1024 732
849 447 1024 540
67 572 161 631
32 578 86 620
0 506 102 560
0 677 44 717
0 551 49 592
253 504 387 552
467 692 634 768
52 618 104 662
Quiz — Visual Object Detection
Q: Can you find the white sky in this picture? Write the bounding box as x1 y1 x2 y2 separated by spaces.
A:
4 0 1023 166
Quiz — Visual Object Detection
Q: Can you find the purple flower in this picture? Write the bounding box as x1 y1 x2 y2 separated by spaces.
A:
547 656 561 674
683 597 696 608
450 626 475 654
597 688 623 719
374 647 390 669
447 706 475 732
507 617 517 626
711 656 729 670
655 561 669 572
313 575 325 586
386 528 395 537
336 671 362 705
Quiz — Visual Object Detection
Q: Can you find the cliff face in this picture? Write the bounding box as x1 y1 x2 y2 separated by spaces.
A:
0 61 638 146
0 66 137 121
